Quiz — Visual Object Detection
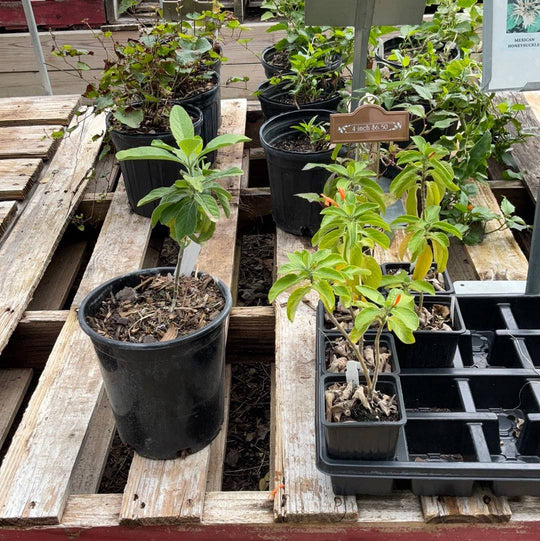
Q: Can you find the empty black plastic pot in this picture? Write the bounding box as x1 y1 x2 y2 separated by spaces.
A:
260 109 336 236
108 104 203 218
322 373 406 460
261 46 343 78
257 79 343 120
395 295 466 368
175 72 221 164
78 267 232 460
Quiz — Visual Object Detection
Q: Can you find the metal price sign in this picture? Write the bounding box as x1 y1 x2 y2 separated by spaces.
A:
330 104 410 143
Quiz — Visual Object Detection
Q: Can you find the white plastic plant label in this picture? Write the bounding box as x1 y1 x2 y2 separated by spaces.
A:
179 241 201 276
483 0 540 91
346 361 361 386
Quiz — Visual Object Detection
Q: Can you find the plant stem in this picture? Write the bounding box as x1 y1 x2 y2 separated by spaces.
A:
417 290 424 316
370 321 384 400
325 309 373 393
171 242 185 311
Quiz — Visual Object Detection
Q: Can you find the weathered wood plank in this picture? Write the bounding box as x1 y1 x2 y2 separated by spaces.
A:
464 181 529 280
273 229 358 523
0 159 43 200
27 240 87 310
0 110 105 357
119 99 247 526
0 369 33 449
421 487 512 524
0 95 79 126
0 179 152 526
1 311 67 369
69 389 115 495
0 125 63 159
206 366 232 492
0 200 16 237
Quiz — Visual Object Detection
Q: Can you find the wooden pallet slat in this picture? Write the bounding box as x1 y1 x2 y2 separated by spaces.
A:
0 95 80 126
0 125 64 159
119 98 247 526
0 110 105 357
464 181 529 280
0 369 33 449
0 200 16 237
0 159 43 200
273 229 359 523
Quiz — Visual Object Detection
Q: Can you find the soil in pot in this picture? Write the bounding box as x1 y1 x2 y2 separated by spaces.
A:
417 303 453 331
325 337 393 374
325 381 399 423
86 273 225 343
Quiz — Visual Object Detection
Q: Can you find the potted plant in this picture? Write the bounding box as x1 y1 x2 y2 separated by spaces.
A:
269 188 422 460
257 46 345 120
385 137 466 367
259 110 342 236
78 106 250 459
52 17 228 217
259 0 353 77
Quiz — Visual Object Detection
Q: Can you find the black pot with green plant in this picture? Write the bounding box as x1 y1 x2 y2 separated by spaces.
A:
260 109 338 236
108 104 203 218
257 47 345 120
79 106 250 459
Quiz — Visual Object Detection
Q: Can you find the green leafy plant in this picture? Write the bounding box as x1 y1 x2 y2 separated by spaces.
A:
390 136 459 217
260 0 355 67
290 116 330 152
265 45 343 106
116 105 250 305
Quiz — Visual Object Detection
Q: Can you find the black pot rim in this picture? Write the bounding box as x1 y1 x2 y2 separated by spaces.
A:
106 102 204 138
321 373 406 428
257 79 342 107
175 71 221 103
78 266 233 352
259 108 336 157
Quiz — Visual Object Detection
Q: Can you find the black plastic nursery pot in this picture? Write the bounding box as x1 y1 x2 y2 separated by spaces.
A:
257 80 343 120
394 295 465 369
317 330 400 375
78 267 232 460
260 109 337 236
321 373 406 461
380 261 454 295
108 104 203 218
175 72 221 164
375 36 459 70
260 46 343 79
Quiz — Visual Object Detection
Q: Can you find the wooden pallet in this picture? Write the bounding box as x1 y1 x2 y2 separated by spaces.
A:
0 94 540 540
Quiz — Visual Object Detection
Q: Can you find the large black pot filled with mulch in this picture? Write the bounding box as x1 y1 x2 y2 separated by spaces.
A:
257 79 343 120
260 109 336 236
78 267 232 460
261 46 343 78
175 72 221 164
108 104 203 218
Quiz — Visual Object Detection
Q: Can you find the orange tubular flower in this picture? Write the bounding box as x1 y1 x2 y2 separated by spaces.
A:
467 203 474 211
392 294 402 308
321 193 339 207
337 187 346 200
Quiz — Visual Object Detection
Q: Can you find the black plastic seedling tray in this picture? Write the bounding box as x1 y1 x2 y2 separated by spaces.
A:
316 294 540 497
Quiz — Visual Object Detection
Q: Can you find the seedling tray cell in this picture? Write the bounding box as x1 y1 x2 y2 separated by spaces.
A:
316 294 540 497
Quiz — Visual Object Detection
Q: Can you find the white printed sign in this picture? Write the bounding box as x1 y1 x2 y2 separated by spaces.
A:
483 0 540 91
